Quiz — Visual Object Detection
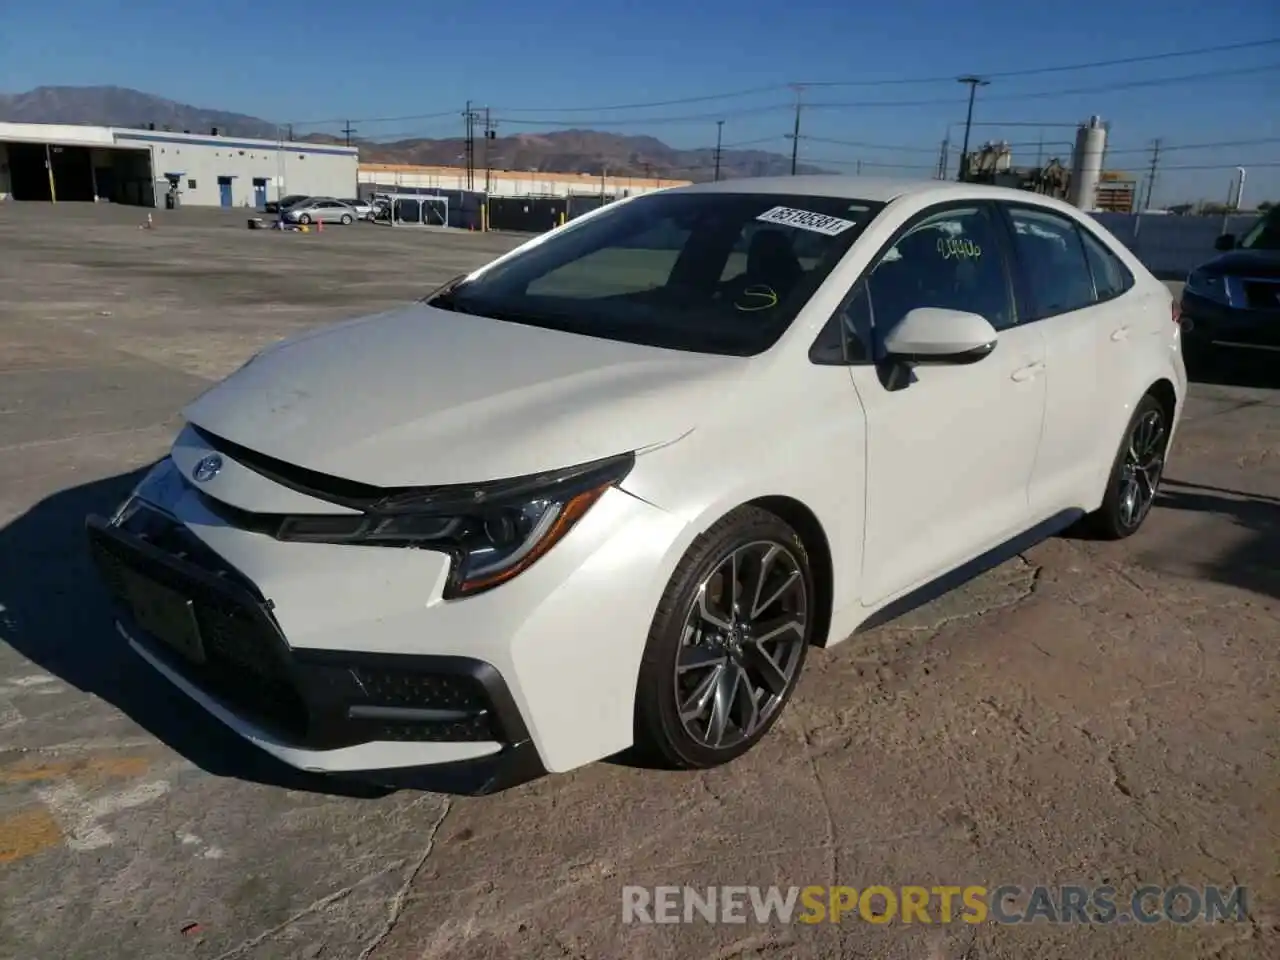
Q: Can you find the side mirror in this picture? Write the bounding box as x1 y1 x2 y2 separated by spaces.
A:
1214 233 1236 251
881 307 998 365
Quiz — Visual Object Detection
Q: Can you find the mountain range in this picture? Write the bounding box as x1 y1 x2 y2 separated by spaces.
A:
0 85 826 181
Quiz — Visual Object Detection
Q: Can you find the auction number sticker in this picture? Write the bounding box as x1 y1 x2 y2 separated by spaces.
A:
756 206 858 236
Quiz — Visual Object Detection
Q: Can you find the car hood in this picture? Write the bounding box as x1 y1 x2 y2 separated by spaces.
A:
1200 249 1280 277
182 304 749 487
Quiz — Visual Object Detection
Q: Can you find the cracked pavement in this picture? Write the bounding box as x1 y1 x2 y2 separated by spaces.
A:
0 204 1276 959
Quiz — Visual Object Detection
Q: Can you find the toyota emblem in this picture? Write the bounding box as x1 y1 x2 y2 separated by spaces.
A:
192 454 223 483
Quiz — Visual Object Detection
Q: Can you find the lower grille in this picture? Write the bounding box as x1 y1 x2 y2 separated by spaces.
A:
87 510 524 752
350 667 499 741
88 526 309 740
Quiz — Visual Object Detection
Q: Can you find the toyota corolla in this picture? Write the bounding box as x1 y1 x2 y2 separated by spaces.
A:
86 177 1186 794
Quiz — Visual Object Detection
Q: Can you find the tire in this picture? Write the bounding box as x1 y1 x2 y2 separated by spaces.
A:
340 214 353 225
1086 393 1170 540
634 505 814 769
298 213 311 225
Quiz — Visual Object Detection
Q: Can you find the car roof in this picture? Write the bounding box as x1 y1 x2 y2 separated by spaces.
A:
670 175 1084 214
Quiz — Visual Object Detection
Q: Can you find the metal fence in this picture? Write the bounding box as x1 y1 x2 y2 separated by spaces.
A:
1090 213 1257 280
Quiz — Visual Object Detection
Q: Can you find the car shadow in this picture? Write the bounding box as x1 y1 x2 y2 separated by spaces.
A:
1154 477 1280 601
0 468 388 797
1185 346 1280 390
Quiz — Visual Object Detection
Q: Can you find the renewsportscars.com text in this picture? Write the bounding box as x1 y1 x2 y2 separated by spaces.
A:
622 884 1249 926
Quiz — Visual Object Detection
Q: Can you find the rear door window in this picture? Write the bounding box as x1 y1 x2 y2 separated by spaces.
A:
1005 207 1097 318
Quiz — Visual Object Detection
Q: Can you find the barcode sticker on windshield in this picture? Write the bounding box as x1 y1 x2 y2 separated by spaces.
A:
756 206 858 236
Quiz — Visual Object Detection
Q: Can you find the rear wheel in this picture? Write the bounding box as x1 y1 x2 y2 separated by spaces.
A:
340 213 353 225
1086 394 1169 540
634 506 813 769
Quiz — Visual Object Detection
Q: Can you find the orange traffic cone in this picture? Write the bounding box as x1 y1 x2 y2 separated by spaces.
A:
316 217 323 233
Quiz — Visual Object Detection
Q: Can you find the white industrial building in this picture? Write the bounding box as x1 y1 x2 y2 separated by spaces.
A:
0 122 357 208
358 162 689 199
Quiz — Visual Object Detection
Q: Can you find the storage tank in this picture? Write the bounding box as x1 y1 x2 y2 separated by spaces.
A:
1068 116 1106 211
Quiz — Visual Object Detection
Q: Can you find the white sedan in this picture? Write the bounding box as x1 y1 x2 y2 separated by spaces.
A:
87 177 1186 794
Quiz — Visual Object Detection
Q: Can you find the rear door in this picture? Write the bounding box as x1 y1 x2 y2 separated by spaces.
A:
999 204 1135 517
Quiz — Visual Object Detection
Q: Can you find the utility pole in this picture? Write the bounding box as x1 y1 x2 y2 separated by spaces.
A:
789 85 805 175
956 75 989 182
462 101 484 192
1143 138 1161 211
341 120 357 147
937 137 949 179
482 107 496 195
713 120 724 182
286 123 295 141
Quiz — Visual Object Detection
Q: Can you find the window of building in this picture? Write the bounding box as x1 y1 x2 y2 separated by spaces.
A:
187 179 197 189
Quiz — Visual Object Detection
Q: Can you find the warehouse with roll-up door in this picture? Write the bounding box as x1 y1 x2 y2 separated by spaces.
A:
0 122 357 208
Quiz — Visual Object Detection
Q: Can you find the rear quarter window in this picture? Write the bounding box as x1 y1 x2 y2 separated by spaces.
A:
1078 228 1134 301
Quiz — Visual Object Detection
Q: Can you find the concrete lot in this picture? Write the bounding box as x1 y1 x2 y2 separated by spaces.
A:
0 203 1276 960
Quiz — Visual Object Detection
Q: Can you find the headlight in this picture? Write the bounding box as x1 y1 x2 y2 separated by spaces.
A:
269 453 635 598
1185 269 1230 305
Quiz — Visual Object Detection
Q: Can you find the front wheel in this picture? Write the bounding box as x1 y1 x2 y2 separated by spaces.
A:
297 213 312 225
1086 394 1169 540
634 506 813 769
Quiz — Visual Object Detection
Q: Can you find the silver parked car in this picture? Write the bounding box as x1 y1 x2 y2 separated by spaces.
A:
340 198 376 220
282 198 357 225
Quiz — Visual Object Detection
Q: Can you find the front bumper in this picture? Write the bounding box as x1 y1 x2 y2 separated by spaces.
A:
86 511 544 794
1181 290 1280 350
84 448 687 786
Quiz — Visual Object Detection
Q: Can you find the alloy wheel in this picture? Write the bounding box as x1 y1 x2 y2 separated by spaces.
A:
673 541 808 750
1118 408 1166 529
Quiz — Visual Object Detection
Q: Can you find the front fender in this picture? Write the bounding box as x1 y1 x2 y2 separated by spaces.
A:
620 367 867 638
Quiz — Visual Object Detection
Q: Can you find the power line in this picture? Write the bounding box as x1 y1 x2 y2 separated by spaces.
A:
981 62 1280 102
806 157 938 170
805 62 1280 110
494 103 791 126
290 41 1280 133
796 134 940 154
720 135 790 148
1159 160 1280 171
288 108 459 127
798 37 1280 87
487 37 1280 114
1105 136 1280 156
494 84 784 113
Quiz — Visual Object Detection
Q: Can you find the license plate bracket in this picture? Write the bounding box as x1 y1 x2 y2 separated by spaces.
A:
121 569 207 665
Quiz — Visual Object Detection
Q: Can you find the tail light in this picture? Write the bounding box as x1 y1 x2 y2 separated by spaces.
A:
1171 301 1182 325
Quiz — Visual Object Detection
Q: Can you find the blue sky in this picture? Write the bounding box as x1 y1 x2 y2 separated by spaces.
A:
3 0 1278 205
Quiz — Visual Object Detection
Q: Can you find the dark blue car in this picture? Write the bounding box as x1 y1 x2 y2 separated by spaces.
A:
1181 207 1280 359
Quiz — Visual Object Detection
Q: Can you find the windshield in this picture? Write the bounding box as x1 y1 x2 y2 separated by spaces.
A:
431 191 883 356
1238 208 1280 251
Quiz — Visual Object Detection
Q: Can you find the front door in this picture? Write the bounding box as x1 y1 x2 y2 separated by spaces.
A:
217 177 233 207
253 180 267 207
848 202 1048 607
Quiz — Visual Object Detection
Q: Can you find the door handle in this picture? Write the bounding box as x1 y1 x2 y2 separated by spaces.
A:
1010 361 1045 382
1110 326 1131 342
